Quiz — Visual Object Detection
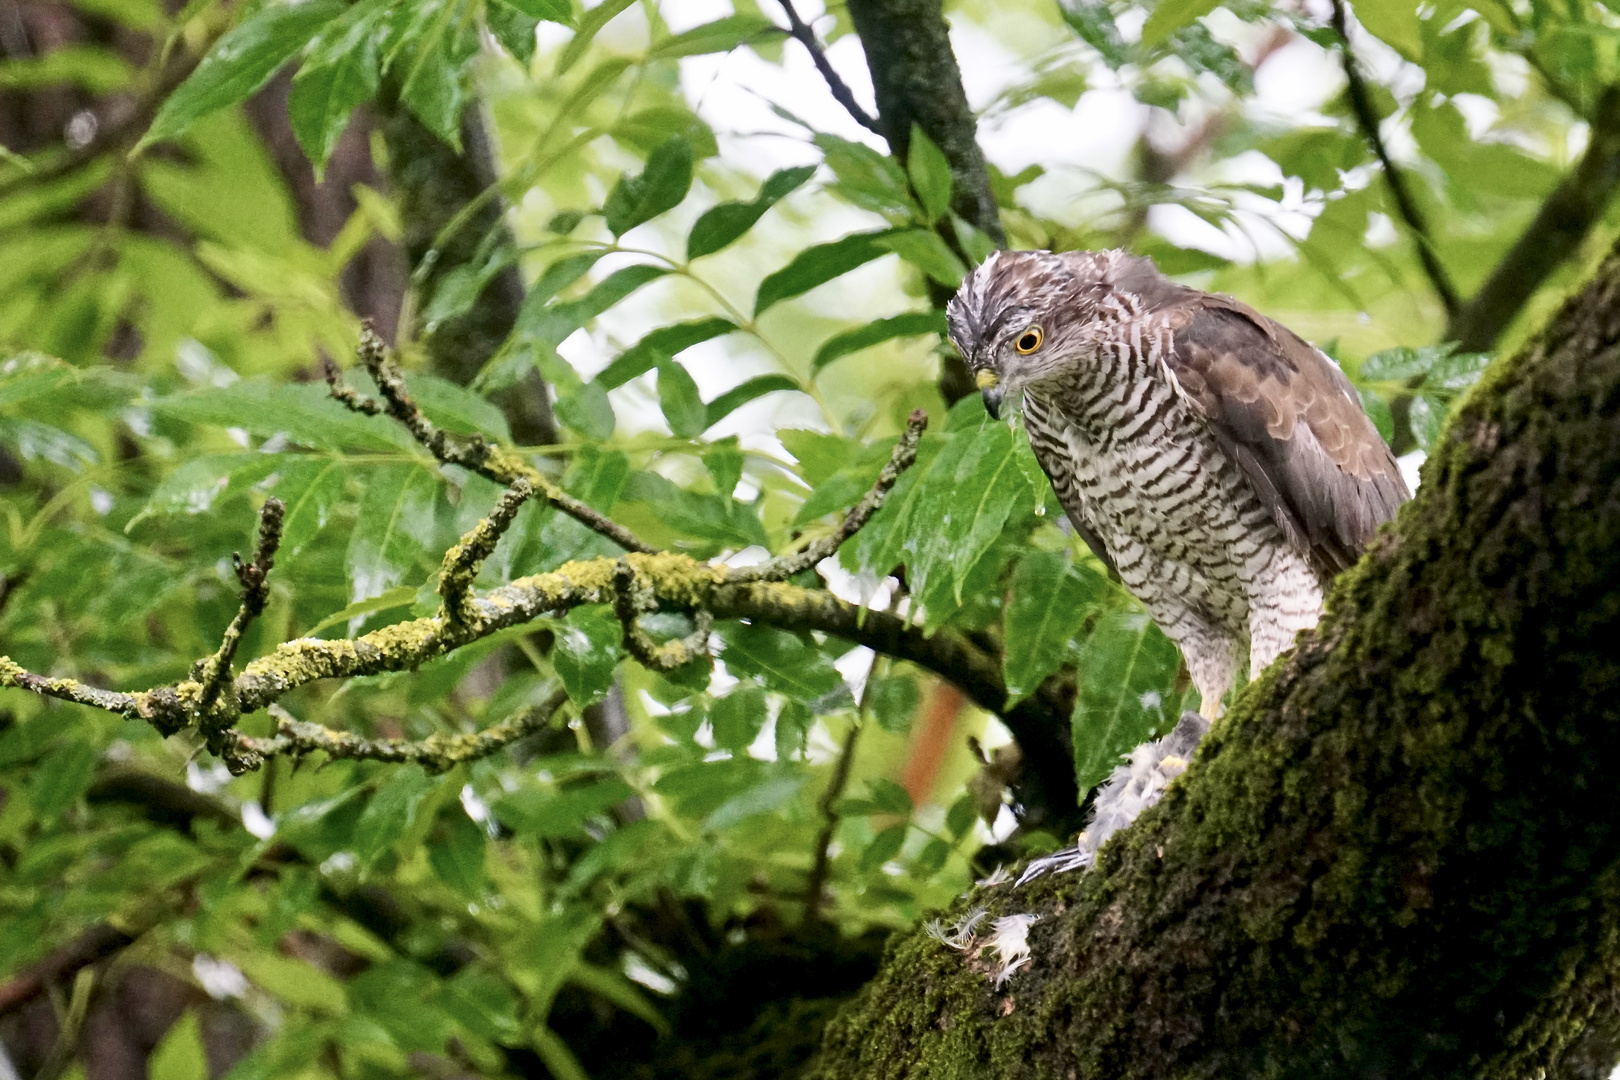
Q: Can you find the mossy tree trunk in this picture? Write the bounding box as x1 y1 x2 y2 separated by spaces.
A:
809 238 1620 1079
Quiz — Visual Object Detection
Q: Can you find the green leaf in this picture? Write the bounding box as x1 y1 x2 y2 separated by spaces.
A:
427 807 487 894
613 106 718 158
150 1012 207 1080
946 793 978 840
864 778 913 816
686 164 816 259
704 770 807 829
140 0 347 148
812 310 946 374
270 458 346 557
554 381 615 439
287 0 387 171
940 416 1035 600
557 0 633 74
1072 612 1184 793
238 951 349 1014
874 229 966 287
595 318 737 389
704 374 799 429
867 674 919 734
353 766 437 866
650 13 776 58
1138 0 1220 50
1351 0 1423 61
345 464 440 603
153 379 415 452
306 585 418 637
754 230 892 315
710 685 767 752
814 134 913 218
657 360 706 439
486 0 538 62
495 0 571 23
1003 551 1106 705
861 824 907 873
132 452 280 522
604 137 693 236
715 622 843 704
532 1027 590 1080
1059 0 1130 68
553 605 623 706
29 739 97 820
406 373 511 442
493 778 634 837
906 125 953 222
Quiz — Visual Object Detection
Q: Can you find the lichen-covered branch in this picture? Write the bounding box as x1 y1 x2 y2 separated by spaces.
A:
728 409 927 584
334 325 656 554
195 497 284 731
810 227 1620 1080
439 478 533 625
232 689 567 773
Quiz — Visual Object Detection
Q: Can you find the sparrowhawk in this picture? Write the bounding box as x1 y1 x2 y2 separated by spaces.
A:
947 249 1409 720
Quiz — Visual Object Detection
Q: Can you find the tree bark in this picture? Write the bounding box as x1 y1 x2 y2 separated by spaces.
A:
809 234 1620 1078
846 0 1003 406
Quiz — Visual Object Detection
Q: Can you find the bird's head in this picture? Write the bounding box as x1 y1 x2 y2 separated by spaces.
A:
945 249 1123 418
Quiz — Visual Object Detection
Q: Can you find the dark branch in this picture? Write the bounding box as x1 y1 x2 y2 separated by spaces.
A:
773 0 883 135
339 324 657 554
1330 0 1461 320
803 717 861 924
730 409 928 583
1447 85 1620 352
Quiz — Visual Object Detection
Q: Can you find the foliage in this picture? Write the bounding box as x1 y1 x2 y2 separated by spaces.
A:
0 0 1607 1074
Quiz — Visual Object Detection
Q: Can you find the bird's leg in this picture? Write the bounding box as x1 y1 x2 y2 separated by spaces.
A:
1245 555 1324 679
1184 637 1237 722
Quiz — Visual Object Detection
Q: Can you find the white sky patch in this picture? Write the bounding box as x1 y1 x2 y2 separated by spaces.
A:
241 801 275 840
193 954 249 999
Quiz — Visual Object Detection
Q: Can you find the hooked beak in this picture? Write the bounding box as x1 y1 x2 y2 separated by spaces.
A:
976 368 1003 420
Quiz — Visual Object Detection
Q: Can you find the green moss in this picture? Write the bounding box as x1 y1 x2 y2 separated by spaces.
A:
808 250 1620 1078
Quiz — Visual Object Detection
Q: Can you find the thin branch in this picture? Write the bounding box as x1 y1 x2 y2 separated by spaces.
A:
0 658 141 717
773 0 883 135
1446 85 1620 353
334 324 657 554
1329 0 1461 320
196 497 284 726
439 478 534 626
612 559 714 671
233 688 567 773
728 409 928 584
804 717 861 925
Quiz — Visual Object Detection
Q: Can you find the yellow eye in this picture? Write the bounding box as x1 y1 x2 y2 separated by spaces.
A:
1015 326 1043 354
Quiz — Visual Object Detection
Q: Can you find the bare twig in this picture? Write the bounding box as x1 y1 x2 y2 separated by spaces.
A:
196 497 284 726
803 716 861 925
439 478 534 626
1329 0 1461 320
728 409 928 583
774 0 883 135
336 324 656 554
234 688 568 773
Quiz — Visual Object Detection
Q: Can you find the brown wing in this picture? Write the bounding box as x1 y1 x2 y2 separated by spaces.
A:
1160 294 1410 577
